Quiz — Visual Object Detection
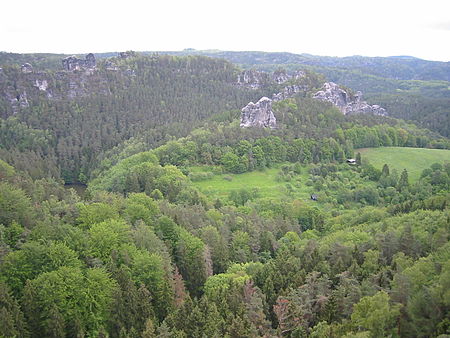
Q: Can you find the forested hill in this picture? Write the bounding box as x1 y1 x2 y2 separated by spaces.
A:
160 50 450 137
0 53 273 182
159 50 450 81
2 50 449 137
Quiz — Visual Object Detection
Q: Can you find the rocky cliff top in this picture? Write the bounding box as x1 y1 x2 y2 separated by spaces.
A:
62 53 96 71
236 69 305 89
313 82 387 116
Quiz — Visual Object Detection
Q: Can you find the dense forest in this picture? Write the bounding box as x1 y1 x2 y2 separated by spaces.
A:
0 51 449 337
0 54 276 182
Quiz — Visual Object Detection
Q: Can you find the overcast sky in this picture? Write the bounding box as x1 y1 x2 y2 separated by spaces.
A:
1 0 449 61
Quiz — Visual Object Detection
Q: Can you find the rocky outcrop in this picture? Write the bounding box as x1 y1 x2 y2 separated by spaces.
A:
21 63 33 73
104 60 119 71
6 91 29 112
34 79 48 91
236 70 271 89
272 84 304 102
240 97 276 128
62 53 96 71
239 70 309 128
272 69 290 84
119 51 136 59
313 82 387 116
237 69 306 90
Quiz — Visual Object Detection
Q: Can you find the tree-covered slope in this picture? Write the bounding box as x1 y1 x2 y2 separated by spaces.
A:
0 53 272 182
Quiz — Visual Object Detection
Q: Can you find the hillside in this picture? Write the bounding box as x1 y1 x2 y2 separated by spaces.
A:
3 50 448 138
0 53 273 182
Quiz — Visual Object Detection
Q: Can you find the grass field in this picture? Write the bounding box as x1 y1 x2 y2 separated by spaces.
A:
357 147 450 182
191 164 314 201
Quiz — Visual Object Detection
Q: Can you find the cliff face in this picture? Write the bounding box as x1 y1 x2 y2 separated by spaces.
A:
240 97 276 128
313 82 387 116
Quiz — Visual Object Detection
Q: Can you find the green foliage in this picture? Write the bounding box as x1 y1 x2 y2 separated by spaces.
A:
175 228 208 297
130 250 173 320
1 241 82 296
0 282 28 338
351 291 401 337
23 266 117 337
0 182 33 227
88 219 131 261
229 188 260 206
0 159 15 180
124 193 159 225
77 202 119 229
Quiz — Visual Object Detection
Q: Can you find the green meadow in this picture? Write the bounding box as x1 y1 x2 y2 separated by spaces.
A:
190 165 314 201
357 147 450 182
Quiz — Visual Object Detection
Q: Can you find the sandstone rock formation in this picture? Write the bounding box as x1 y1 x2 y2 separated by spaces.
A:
21 63 33 73
119 51 136 59
272 85 304 102
237 69 306 90
236 70 271 89
272 69 290 84
62 53 96 71
239 70 310 128
34 79 48 91
313 82 387 116
104 60 119 71
240 97 276 128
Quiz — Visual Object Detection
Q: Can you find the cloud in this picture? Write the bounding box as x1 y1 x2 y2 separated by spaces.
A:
429 21 450 31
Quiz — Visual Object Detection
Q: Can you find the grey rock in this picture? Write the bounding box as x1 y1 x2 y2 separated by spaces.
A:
237 69 306 90
125 68 136 76
272 69 290 84
292 70 306 79
104 60 118 71
85 53 96 68
272 85 304 102
119 51 136 59
237 70 270 89
34 79 48 91
240 97 276 128
21 63 33 73
313 82 387 116
8 91 29 110
18 92 29 108
62 53 96 71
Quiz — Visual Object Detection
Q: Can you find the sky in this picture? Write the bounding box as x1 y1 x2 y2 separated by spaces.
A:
1 0 449 62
